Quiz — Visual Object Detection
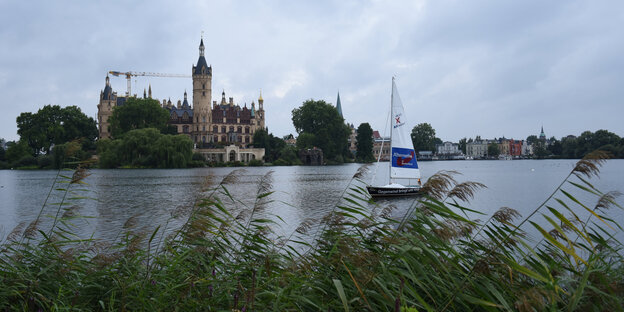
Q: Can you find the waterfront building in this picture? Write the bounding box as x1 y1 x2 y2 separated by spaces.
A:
97 38 266 163
509 139 523 157
498 138 510 156
436 141 465 159
466 139 489 159
372 130 390 161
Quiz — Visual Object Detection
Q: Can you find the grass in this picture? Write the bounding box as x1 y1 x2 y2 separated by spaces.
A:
0 151 623 311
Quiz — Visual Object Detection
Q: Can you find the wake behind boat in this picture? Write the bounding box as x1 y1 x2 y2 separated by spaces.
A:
367 78 422 198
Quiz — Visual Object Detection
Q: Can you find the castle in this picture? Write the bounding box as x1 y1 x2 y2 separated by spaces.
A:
97 38 266 162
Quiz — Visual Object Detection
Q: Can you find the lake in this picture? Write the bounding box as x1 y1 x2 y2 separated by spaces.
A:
1 159 623 244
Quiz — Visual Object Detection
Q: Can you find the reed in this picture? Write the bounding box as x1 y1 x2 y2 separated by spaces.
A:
0 154 622 311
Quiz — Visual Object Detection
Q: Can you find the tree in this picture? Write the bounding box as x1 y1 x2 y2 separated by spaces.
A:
410 123 438 152
252 129 286 163
108 97 170 138
458 137 467 155
291 99 350 162
16 105 97 155
355 123 374 162
487 143 500 158
0 138 6 161
526 135 539 146
97 128 193 168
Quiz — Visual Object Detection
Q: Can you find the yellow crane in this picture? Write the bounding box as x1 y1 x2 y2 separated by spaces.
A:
108 71 191 96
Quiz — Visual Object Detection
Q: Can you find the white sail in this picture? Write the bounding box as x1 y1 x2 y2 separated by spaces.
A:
390 79 421 181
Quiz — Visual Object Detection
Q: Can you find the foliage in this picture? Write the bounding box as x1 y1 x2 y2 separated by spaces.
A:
0 138 5 161
292 99 351 162
108 97 171 138
16 105 97 155
1 152 623 311
355 123 374 162
458 137 467 154
97 128 193 168
410 123 440 152
252 128 285 163
487 142 500 157
295 132 316 150
5 140 31 165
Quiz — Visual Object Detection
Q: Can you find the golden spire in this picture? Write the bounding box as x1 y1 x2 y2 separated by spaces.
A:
258 89 263 102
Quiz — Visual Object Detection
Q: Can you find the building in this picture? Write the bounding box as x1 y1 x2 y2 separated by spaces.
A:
372 131 390 161
508 139 523 157
97 37 266 163
435 141 464 159
466 139 489 159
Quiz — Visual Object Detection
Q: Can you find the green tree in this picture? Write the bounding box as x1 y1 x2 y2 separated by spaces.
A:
97 128 193 168
108 97 170 138
252 129 286 163
458 137 467 154
296 133 316 150
410 123 438 152
5 140 31 163
487 143 500 158
526 135 539 146
548 137 562 156
533 143 549 158
16 105 97 155
291 99 350 162
0 138 6 161
355 123 374 162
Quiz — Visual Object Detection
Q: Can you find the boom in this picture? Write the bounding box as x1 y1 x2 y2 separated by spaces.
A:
108 71 191 96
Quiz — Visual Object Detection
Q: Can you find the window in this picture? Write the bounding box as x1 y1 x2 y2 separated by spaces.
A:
202 126 205 131
213 126 218 133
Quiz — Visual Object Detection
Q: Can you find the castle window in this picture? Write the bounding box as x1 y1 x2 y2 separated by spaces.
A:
237 126 242 133
183 125 189 133
245 126 249 134
229 126 234 133
213 126 218 133
202 116 206 123
221 126 226 133
222 135 226 142
202 91 205 97
202 83 205 89
203 126 205 132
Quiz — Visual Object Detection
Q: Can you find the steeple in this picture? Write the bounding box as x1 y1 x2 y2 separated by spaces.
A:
148 84 152 98
193 37 211 75
102 75 113 100
539 125 546 141
258 90 264 111
143 88 146 99
336 91 343 118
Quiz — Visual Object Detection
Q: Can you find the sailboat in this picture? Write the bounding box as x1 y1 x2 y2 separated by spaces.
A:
366 78 422 197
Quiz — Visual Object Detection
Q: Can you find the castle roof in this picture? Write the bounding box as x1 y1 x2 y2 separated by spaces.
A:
194 39 211 76
102 76 113 100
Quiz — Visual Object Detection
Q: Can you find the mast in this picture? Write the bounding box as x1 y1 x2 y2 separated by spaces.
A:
389 77 394 184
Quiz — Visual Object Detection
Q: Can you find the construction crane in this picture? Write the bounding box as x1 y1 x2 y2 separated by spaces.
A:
108 71 191 96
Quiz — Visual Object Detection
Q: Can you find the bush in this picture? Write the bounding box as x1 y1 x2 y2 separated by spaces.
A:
12 155 37 168
248 159 263 167
37 155 53 169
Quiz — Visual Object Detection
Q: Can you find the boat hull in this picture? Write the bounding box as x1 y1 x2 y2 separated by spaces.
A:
366 185 421 197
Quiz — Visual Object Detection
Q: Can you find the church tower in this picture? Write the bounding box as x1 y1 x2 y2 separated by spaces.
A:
192 37 212 144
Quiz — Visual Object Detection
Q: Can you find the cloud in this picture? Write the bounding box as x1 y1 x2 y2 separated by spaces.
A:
1 0 623 142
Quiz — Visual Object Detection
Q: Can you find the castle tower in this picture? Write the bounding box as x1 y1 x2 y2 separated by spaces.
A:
97 75 116 139
257 91 265 130
192 37 212 144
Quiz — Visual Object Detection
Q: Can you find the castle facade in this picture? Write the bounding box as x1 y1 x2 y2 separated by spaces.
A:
97 38 266 162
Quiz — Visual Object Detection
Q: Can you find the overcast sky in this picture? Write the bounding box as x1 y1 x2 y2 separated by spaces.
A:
1 0 623 143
